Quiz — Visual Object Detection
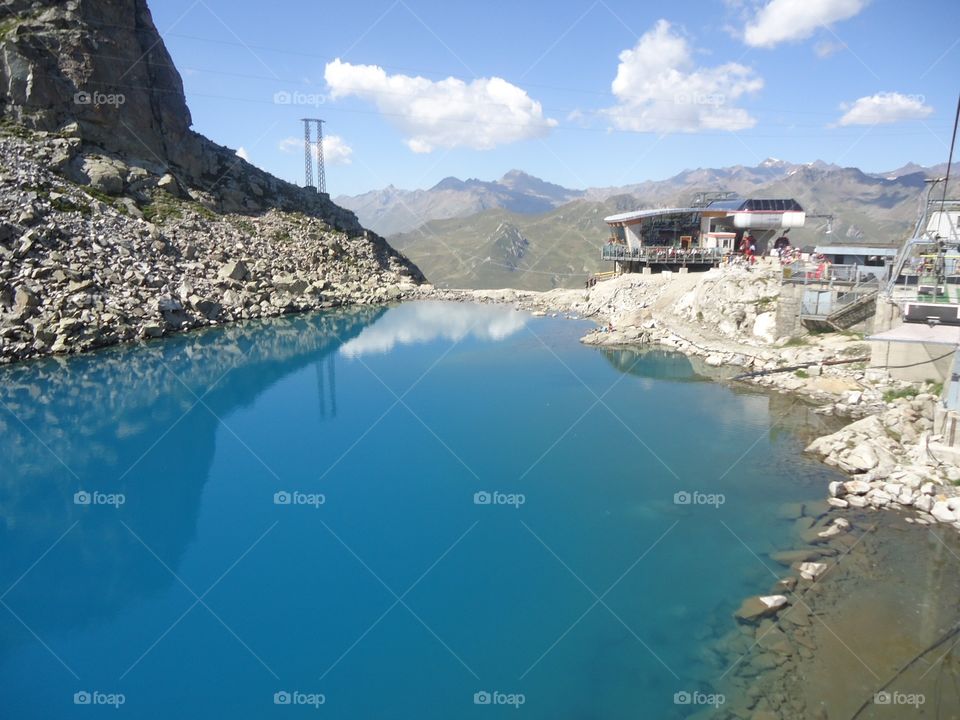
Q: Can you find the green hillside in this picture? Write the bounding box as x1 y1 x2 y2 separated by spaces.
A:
390 196 641 291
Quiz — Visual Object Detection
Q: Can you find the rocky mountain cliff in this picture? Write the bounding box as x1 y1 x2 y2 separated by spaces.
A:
0 0 360 222
0 0 424 363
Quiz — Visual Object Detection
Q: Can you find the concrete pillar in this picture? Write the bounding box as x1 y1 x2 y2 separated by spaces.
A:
775 282 803 338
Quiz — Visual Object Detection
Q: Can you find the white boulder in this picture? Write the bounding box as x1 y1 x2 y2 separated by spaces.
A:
798 562 828 580
752 312 777 344
931 501 958 524
844 479 872 495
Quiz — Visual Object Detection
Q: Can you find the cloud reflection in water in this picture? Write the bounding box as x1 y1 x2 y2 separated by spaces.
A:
339 301 529 358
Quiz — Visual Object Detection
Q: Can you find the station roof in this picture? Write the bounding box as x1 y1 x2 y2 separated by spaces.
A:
603 207 701 224
706 198 803 212
604 198 804 225
869 323 960 346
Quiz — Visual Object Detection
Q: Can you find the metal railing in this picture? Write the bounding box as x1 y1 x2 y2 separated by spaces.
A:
591 270 619 280
781 262 879 285
796 264 880 329
600 244 725 264
887 268 960 304
800 286 878 317
882 180 960 297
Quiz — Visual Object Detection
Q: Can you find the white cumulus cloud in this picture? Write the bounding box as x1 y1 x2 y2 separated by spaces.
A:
235 146 250 161
278 137 300 154
321 135 353 165
837 92 933 126
323 58 557 153
278 134 354 165
744 0 868 48
605 20 763 133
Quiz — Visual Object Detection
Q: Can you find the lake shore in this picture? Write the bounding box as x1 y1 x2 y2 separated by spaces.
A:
414 268 960 526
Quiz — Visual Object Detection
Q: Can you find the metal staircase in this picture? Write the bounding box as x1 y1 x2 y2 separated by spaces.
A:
822 289 878 330
797 266 880 331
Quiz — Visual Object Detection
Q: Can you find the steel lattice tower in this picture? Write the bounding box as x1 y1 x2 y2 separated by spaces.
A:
300 118 326 193
302 119 313 189
315 120 326 194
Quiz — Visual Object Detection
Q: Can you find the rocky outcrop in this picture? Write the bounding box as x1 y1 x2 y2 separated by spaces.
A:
673 268 781 342
0 0 425 363
0 0 361 221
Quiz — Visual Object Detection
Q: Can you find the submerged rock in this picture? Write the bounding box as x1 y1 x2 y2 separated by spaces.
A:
776 502 806 520
735 594 789 624
771 549 826 566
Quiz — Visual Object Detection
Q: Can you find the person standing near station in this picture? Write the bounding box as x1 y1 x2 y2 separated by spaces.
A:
744 232 756 264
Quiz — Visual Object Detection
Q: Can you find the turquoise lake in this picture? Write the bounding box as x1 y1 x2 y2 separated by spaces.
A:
0 301 844 718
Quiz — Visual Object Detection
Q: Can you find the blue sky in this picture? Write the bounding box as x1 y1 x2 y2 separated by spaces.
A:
149 0 960 196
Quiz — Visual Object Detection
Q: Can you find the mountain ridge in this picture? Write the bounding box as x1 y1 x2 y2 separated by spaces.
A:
338 160 957 237
335 169 584 236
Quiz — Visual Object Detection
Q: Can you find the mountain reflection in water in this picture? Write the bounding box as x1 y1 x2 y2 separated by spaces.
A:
0 307 382 637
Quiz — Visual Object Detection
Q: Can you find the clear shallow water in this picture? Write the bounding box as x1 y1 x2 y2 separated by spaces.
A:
0 301 843 719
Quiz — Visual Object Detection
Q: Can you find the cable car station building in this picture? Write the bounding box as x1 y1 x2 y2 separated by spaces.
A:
601 197 806 272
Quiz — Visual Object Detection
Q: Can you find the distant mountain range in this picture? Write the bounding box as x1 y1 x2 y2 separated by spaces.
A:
338 160 958 291
335 170 583 236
